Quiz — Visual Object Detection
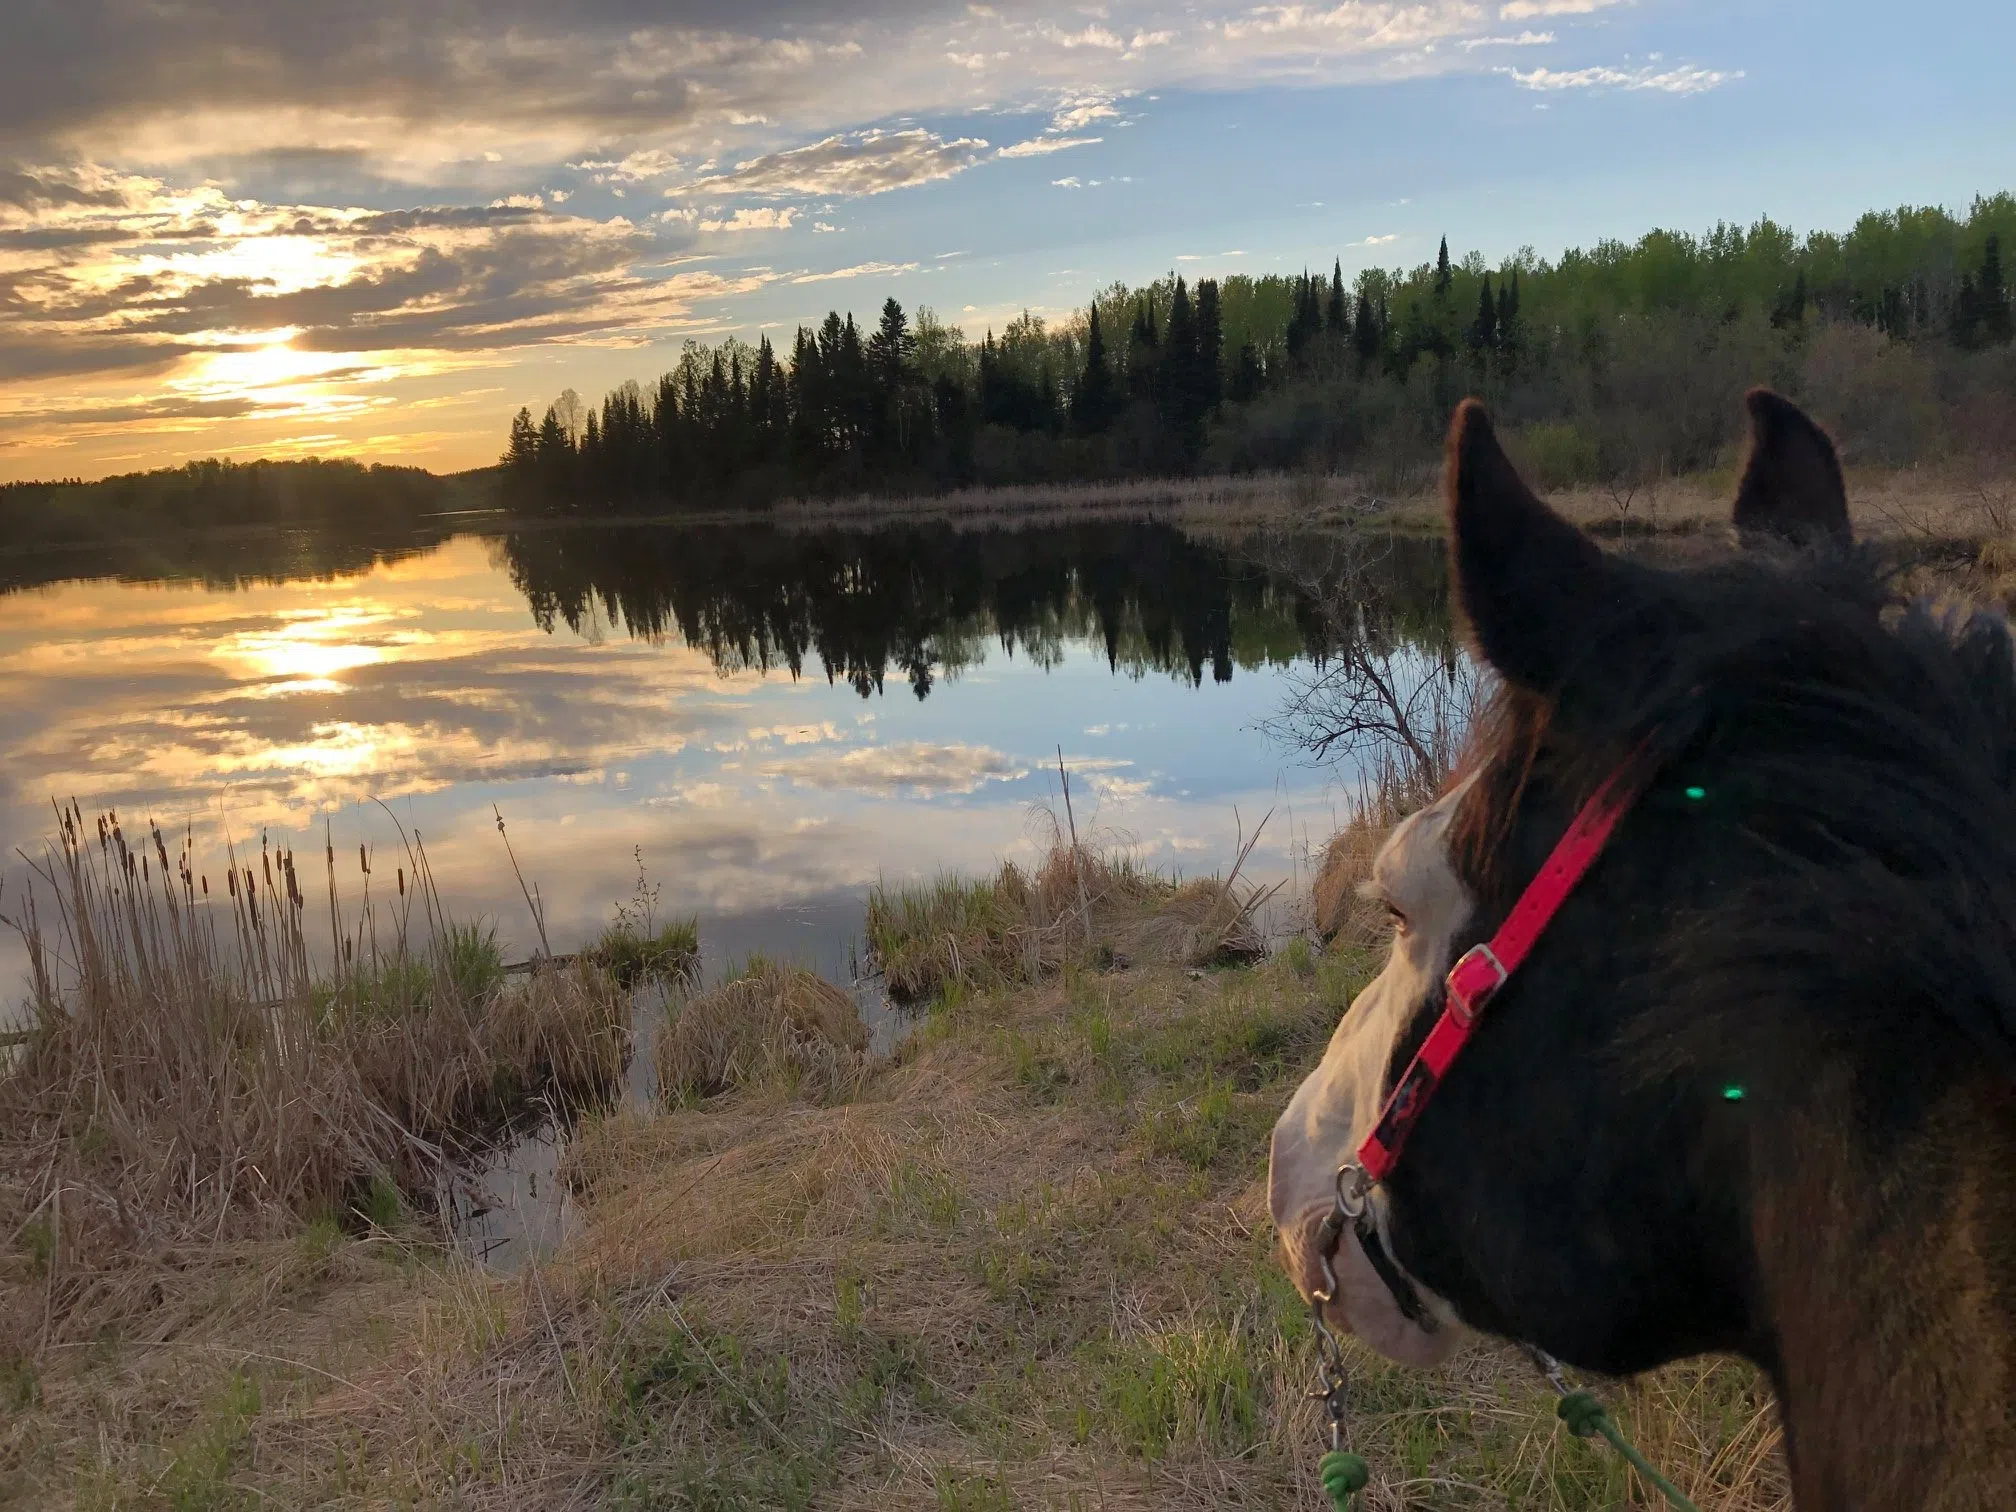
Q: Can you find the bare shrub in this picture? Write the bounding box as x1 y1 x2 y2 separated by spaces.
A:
1253 529 1478 802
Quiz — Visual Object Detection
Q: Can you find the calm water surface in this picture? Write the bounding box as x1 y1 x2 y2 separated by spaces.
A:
0 516 1450 998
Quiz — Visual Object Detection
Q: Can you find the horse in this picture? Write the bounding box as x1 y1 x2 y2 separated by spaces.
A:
1269 390 2016 1508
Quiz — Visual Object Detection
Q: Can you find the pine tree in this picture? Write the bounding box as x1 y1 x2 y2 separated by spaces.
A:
1327 260 1348 334
1434 237 1453 298
1072 303 1117 436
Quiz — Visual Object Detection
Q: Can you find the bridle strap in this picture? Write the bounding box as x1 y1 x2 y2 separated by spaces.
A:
1355 761 1649 1185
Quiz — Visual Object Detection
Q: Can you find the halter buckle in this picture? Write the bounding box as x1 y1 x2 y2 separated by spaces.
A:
1445 944 1508 1025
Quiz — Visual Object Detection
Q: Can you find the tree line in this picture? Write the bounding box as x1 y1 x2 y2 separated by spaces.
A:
502 192 2016 507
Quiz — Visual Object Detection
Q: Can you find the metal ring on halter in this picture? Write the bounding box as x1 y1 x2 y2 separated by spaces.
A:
1333 1161 1371 1219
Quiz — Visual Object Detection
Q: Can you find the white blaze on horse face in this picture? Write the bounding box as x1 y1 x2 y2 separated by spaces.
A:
1269 786 1474 1367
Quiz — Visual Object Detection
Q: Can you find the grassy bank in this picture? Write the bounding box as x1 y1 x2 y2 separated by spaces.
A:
0 819 1791 1508
0 808 634 1362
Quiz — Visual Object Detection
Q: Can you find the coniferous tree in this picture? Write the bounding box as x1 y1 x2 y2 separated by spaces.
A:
1981 234 2012 345
1127 299 1160 406
1228 341 1264 403
1434 237 1453 297
1194 279 1224 408
1072 303 1117 436
1352 291 1380 375
503 407 537 472
1469 273 1498 358
1497 269 1522 369
1327 260 1348 334
1164 277 1206 462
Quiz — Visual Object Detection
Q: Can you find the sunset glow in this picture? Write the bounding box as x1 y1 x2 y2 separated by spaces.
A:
0 2 2006 481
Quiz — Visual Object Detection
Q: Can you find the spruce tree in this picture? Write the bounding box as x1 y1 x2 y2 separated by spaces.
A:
503 407 537 472
1165 277 1205 462
1352 291 1380 374
1195 279 1224 406
1327 259 1348 333
1469 273 1498 357
1434 237 1453 297
1072 303 1116 436
1127 299 1160 405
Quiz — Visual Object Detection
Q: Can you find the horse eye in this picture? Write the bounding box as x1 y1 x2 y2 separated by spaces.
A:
1385 903 1409 933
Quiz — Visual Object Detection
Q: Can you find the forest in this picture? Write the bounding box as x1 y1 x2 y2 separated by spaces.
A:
502 193 2016 509
0 457 448 555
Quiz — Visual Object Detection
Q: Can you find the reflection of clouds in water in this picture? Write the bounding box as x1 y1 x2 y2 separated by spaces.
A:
0 531 1362 1002
760 741 1028 796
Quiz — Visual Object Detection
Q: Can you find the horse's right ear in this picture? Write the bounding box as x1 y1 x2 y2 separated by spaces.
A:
1447 399 1628 695
1731 389 1851 547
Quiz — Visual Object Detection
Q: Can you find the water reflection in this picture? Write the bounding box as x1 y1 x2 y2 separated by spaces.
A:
498 520 1447 696
0 517 1452 1019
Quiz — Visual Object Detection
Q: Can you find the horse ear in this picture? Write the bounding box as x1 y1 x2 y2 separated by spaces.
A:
1446 399 1625 694
1731 388 1851 547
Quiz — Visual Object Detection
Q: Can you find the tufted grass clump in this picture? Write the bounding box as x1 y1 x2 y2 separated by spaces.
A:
654 957 868 1105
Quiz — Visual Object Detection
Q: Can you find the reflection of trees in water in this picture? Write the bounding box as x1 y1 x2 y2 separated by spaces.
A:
0 524 455 597
497 521 1453 700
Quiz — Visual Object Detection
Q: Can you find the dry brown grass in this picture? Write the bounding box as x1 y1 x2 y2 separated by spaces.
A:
655 958 869 1105
0 946 1791 1509
866 818 1274 1006
0 807 625 1355
0 803 1800 1510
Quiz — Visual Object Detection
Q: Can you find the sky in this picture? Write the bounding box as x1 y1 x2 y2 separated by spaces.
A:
1 0 2010 483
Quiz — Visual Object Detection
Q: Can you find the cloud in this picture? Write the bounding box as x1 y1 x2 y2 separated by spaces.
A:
789 259 919 283
698 206 798 232
1501 62 1741 94
687 129 991 199
760 740 1028 795
997 134 1103 157
1348 232 1399 246
0 173 776 441
1460 30 1556 48
1499 0 1621 17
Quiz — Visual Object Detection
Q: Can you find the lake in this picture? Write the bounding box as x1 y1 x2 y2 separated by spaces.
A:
0 515 1452 1006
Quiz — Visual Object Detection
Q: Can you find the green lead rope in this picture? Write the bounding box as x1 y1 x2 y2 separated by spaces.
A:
1556 1389 1702 1512
1313 1391 1700 1512
1317 1449 1368 1511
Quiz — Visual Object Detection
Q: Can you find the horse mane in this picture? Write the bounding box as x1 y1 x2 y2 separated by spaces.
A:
1447 544 2016 1094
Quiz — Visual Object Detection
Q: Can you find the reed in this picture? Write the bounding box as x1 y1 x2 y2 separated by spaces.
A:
0 804 626 1346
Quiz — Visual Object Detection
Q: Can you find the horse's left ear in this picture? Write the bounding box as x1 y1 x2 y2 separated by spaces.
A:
1731 389 1851 547
1447 399 1631 695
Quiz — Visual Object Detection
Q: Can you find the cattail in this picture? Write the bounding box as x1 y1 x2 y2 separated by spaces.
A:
397 867 405 897
202 875 210 896
359 844 369 876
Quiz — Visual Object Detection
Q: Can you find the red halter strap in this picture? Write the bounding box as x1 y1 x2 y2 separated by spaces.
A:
1354 762 1649 1185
